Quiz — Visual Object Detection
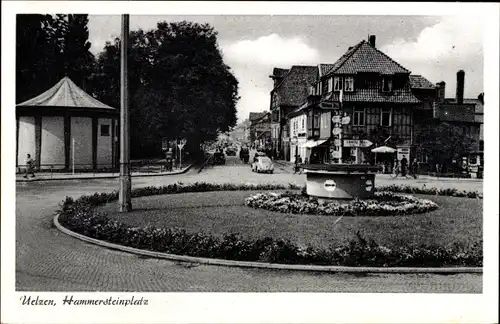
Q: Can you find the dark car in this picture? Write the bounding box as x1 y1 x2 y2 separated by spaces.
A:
213 149 226 165
226 147 237 156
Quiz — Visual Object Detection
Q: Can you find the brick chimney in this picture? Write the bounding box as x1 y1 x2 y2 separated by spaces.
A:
368 35 376 48
436 81 446 103
456 70 465 104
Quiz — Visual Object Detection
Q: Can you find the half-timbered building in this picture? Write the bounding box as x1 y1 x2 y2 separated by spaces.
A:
302 35 421 164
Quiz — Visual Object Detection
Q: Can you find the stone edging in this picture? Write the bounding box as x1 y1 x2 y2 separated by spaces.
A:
53 213 482 275
16 164 193 182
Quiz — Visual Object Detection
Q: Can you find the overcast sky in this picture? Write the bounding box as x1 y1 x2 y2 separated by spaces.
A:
88 15 484 122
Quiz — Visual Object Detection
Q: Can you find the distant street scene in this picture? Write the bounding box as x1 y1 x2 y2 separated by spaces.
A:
14 13 485 294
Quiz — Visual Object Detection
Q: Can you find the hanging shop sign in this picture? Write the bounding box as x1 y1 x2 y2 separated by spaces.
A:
332 127 342 135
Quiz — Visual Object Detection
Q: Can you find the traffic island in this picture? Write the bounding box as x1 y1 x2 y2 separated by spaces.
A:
55 182 483 271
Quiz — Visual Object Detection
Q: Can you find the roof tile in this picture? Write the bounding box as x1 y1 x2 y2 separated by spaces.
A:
409 75 435 89
327 41 410 75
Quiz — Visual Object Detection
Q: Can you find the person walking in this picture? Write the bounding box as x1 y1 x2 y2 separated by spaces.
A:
400 155 408 177
24 153 36 178
294 155 302 174
409 158 418 178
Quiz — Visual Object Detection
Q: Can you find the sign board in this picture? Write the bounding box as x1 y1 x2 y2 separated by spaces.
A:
162 138 169 150
332 127 342 135
333 139 341 146
341 116 351 125
331 151 342 159
291 138 298 145
332 116 341 123
323 180 337 192
344 139 373 147
397 147 410 161
178 143 185 150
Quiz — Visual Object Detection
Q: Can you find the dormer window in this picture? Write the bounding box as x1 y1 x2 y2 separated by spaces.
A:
382 76 392 92
344 77 354 92
334 77 343 91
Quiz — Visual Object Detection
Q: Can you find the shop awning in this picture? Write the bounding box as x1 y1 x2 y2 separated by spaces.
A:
300 139 328 148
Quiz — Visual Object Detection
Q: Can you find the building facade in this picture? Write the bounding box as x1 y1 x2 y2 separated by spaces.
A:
269 66 317 160
249 112 272 150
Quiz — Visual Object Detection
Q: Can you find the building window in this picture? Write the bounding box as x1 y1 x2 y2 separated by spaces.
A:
344 77 354 92
100 124 110 136
334 77 343 91
382 76 392 92
328 77 333 92
313 112 320 128
353 108 365 126
301 118 304 129
380 108 392 127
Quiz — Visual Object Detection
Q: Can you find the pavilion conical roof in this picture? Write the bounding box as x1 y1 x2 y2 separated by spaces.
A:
17 77 115 110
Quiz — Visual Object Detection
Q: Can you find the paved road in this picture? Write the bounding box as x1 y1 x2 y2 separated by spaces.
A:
15 155 482 292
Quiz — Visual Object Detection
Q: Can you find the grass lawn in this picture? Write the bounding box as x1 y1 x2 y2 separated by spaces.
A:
99 190 482 250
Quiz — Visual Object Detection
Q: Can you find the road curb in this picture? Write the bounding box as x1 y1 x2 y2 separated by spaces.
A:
53 213 482 275
16 164 193 182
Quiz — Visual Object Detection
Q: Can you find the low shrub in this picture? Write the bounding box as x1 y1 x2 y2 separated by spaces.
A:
377 184 482 199
56 182 483 267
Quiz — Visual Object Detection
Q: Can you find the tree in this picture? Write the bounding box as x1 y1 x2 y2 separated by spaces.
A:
16 14 95 102
63 14 95 92
414 121 475 167
91 21 239 158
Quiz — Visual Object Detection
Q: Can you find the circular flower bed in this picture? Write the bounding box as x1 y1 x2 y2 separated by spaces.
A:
245 191 439 216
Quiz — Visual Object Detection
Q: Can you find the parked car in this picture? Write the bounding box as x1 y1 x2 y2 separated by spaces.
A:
226 147 237 156
213 151 226 165
252 156 274 173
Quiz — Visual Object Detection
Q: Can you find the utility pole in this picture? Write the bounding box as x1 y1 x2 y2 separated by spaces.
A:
119 14 132 212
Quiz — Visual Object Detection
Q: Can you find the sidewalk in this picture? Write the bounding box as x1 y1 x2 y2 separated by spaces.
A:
16 164 193 182
273 160 483 182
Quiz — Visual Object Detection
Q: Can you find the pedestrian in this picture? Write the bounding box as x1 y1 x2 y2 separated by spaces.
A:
401 155 408 177
24 153 36 178
411 158 418 177
294 155 302 174
310 151 320 164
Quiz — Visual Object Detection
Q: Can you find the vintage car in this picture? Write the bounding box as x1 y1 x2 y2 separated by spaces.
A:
225 147 237 156
213 151 226 165
251 156 274 173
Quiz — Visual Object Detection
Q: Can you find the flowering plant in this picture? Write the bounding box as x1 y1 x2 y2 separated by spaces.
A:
245 191 439 216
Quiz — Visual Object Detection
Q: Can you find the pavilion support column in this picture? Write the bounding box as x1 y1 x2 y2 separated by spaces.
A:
34 116 42 169
16 117 20 167
92 116 98 170
64 115 71 170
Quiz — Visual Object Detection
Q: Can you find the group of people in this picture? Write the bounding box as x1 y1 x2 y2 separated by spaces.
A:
394 156 418 177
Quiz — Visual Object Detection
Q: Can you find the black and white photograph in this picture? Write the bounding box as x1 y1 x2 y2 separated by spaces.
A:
2 2 499 324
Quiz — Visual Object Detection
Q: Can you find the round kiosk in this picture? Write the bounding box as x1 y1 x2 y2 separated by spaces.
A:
16 77 119 172
302 164 381 200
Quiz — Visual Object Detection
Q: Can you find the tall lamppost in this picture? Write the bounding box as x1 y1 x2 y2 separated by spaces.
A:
119 14 132 212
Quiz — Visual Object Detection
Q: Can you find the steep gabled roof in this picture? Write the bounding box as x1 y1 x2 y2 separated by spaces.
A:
270 68 289 79
17 77 115 110
326 40 410 76
274 65 317 106
409 75 435 89
249 112 267 122
318 64 335 78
